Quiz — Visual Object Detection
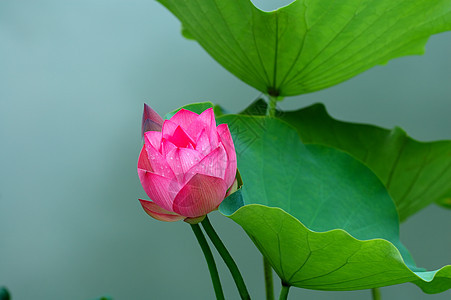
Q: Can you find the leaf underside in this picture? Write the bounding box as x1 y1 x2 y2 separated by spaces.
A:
156 0 451 96
223 203 451 293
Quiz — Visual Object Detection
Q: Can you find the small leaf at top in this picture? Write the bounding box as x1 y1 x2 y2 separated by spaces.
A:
156 0 451 96
164 102 214 119
164 102 230 120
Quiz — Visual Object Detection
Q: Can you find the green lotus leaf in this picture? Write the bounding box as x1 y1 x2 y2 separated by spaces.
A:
221 202 451 293
156 0 451 96
164 101 215 119
241 99 451 220
164 101 227 120
280 103 451 220
215 113 451 293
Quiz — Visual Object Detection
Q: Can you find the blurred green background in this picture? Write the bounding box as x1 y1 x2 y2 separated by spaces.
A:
0 1 450 299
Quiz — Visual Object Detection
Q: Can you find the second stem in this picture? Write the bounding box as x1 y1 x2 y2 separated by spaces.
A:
190 223 225 300
201 216 251 300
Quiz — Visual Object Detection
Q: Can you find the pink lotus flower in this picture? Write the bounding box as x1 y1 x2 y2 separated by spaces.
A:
138 107 237 222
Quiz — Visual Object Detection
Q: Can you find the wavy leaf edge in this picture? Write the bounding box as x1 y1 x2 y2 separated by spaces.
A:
220 202 451 293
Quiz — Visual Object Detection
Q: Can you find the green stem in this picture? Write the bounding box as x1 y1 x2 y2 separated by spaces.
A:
265 95 277 300
201 216 251 300
279 283 291 300
190 224 225 300
263 256 275 300
372 288 381 300
267 95 278 117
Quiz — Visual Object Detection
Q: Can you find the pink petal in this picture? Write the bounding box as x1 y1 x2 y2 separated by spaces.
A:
168 126 195 148
160 138 177 156
142 103 163 137
161 120 178 139
172 174 228 218
186 145 228 181
187 108 218 146
144 140 175 178
137 170 181 211
139 199 184 222
169 109 199 129
195 129 212 156
217 123 237 188
144 131 162 152
138 145 152 171
166 147 203 182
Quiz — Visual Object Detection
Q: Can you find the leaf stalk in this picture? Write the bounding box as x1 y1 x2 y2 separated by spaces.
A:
372 288 381 300
267 95 278 117
264 256 275 300
279 282 291 300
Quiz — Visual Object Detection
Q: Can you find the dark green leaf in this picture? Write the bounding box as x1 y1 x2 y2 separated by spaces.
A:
241 99 451 219
274 101 451 221
239 98 268 116
164 102 231 120
164 102 214 119
216 113 451 293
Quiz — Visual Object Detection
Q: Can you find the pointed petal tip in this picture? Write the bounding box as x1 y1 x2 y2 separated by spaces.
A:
137 145 152 171
169 109 200 130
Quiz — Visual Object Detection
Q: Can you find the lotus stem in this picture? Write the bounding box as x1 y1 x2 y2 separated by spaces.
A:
372 288 381 300
201 216 251 300
267 95 278 117
279 282 291 300
190 224 225 300
264 256 275 300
